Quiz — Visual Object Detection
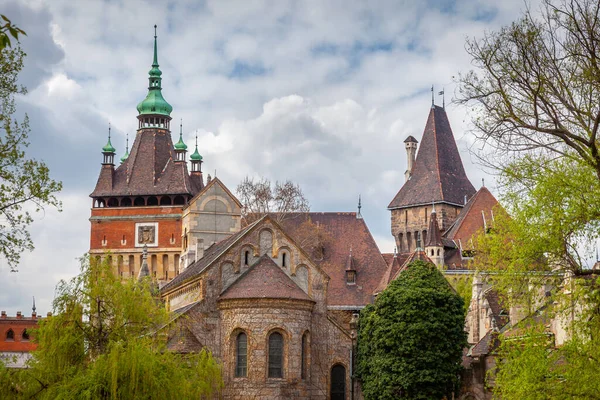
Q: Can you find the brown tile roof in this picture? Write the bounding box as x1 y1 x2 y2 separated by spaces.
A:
219 255 312 301
425 211 443 247
375 252 410 293
470 330 499 357
91 128 203 198
278 212 389 307
483 289 509 330
161 218 263 293
388 106 476 209
445 186 500 249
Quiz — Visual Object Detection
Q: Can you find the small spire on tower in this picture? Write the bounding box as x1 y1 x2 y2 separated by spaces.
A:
357 194 362 219
120 133 130 163
431 85 434 108
32 296 36 314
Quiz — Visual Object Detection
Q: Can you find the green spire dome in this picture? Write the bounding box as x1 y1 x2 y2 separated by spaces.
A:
174 120 187 150
190 135 202 161
136 25 173 117
103 124 116 153
120 133 130 163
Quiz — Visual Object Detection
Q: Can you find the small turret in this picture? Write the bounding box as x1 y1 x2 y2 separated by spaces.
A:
120 133 129 163
190 134 203 174
102 124 116 166
424 206 444 268
174 120 187 162
404 135 418 182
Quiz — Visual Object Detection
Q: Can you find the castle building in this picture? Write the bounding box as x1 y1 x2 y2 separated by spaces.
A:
0 304 46 368
89 28 502 400
89 27 204 282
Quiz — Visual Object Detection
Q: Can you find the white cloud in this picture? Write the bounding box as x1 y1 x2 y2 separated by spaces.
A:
3 0 535 313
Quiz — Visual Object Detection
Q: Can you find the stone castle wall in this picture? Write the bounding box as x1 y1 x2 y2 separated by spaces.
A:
391 203 462 252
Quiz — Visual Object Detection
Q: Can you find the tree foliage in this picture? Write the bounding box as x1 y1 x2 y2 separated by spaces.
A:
1 42 62 271
356 261 466 400
0 15 26 51
459 1 600 397
456 0 600 179
0 256 222 399
236 176 309 223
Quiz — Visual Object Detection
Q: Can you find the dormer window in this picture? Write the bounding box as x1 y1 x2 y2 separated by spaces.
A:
346 270 356 285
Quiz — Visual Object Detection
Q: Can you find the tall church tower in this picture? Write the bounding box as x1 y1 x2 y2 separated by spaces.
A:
89 26 204 282
388 105 475 253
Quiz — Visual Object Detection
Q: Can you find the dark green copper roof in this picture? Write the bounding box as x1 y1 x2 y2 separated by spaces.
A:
174 120 187 150
120 134 129 163
103 124 116 153
190 135 202 161
136 26 173 117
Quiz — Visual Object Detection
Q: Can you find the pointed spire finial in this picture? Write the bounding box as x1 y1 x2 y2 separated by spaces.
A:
394 247 397 258
357 194 362 219
431 85 434 107
126 133 129 151
152 25 158 67
32 296 36 313
482 178 485 188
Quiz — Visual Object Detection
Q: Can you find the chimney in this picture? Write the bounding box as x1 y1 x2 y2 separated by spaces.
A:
1 311 6 318
16 311 22 319
404 136 418 182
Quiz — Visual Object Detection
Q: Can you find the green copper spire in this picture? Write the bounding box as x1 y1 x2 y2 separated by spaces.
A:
102 123 116 153
174 119 187 150
120 133 130 163
136 25 173 117
190 134 202 161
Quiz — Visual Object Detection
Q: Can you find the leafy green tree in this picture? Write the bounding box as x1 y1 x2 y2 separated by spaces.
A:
0 256 222 399
356 260 466 400
1 39 62 271
457 0 600 397
456 0 600 180
0 15 26 51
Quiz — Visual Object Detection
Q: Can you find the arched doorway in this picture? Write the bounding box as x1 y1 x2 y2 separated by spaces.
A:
331 364 346 400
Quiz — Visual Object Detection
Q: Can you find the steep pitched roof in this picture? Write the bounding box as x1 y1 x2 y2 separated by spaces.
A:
388 106 476 209
161 218 263 293
278 212 389 307
219 255 312 301
376 252 410 293
444 186 500 249
425 211 443 247
90 128 203 198
185 176 242 210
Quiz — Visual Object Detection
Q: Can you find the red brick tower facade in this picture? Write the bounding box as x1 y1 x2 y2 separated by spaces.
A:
89 27 203 282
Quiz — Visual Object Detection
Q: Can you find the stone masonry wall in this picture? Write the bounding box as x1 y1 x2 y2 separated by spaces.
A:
391 203 463 252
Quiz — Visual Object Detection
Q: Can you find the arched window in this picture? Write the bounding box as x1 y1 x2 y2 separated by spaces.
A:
134 197 145 207
21 329 29 341
173 195 185 205
301 332 308 379
268 332 283 378
236 332 247 377
6 329 14 341
281 252 287 267
244 251 250 265
107 197 119 207
121 197 132 207
160 196 172 205
147 196 158 206
331 364 346 400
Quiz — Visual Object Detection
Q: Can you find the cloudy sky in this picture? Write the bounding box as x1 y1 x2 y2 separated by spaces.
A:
2 0 536 315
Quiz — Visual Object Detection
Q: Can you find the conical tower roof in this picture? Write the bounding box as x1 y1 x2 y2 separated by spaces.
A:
388 106 475 209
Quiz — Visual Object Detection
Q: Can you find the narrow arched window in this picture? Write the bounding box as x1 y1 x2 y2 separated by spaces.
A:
236 332 247 377
244 251 250 265
301 332 308 379
331 364 346 400
268 332 283 378
6 329 14 341
282 252 287 267
21 329 29 341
